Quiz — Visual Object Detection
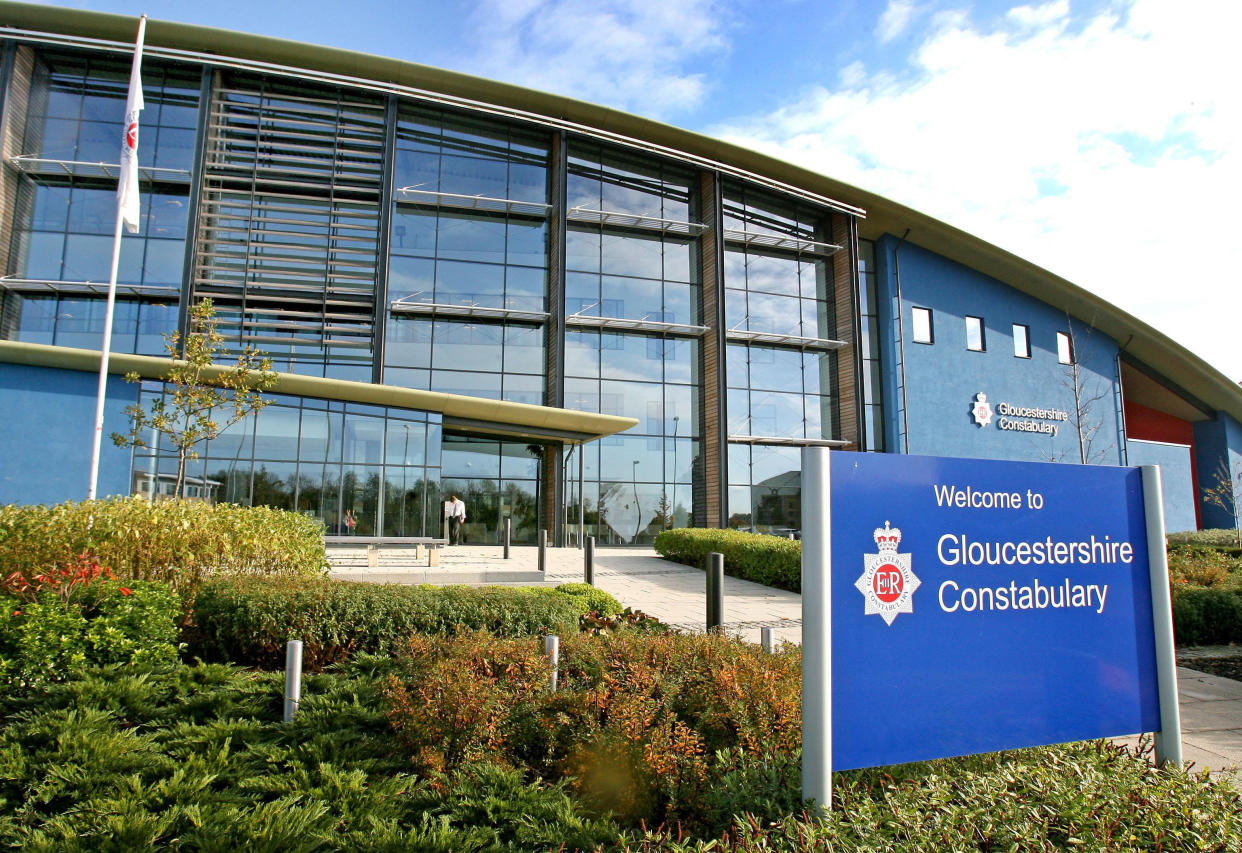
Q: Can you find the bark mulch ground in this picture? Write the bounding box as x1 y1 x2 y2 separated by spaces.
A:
1182 656 1242 682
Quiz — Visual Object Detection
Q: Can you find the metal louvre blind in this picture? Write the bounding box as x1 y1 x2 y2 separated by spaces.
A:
192 74 385 368
206 76 385 192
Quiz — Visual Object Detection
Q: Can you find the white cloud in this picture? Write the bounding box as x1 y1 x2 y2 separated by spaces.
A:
463 0 727 117
709 0 1242 380
876 0 918 43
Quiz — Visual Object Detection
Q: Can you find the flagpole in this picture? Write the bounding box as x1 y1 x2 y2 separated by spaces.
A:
88 14 146 500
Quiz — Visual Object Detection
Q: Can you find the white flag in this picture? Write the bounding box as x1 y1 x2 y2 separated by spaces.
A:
117 17 146 235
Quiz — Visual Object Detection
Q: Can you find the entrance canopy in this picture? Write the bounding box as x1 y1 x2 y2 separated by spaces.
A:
0 340 638 444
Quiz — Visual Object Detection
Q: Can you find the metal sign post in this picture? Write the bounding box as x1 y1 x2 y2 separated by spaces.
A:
1142 465 1183 766
800 446 831 810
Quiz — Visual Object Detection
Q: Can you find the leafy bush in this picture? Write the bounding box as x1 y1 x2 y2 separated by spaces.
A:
554 582 623 617
618 740 1242 851
0 556 179 686
1168 544 1239 588
0 496 327 600
2 660 1240 849
1168 529 1242 551
654 528 802 591
187 577 603 669
384 630 802 828
1171 586 1242 646
0 662 620 851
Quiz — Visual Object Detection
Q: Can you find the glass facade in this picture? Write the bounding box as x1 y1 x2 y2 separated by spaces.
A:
384 106 549 404
131 385 442 537
0 39 863 542
563 144 702 544
722 184 843 533
0 52 197 351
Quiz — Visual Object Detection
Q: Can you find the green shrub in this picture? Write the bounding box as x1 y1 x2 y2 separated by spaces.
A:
0 662 621 852
1168 528 1242 552
1168 544 1240 588
0 496 327 600
0 579 179 686
618 741 1242 851
384 630 803 828
554 582 623 616
654 528 802 591
1171 586 1242 646
187 577 604 669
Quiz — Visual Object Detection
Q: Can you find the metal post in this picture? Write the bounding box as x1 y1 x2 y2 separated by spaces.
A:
578 441 586 549
283 640 303 722
1142 465 1183 767
801 446 832 810
706 552 724 632
504 517 511 559
584 535 595 585
538 528 547 573
545 635 559 691
761 626 775 654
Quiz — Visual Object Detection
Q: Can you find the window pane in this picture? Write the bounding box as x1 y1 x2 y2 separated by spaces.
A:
1013 324 1030 358
912 307 933 344
966 316 984 351
1057 331 1073 364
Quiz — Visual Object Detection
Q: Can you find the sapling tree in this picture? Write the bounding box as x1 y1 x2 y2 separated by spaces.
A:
1202 459 1242 546
112 299 277 499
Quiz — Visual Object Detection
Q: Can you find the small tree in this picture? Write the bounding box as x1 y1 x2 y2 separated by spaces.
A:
1202 459 1242 547
112 299 277 499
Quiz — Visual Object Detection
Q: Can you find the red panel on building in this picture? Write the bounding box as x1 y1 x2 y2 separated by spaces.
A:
1125 400 1199 527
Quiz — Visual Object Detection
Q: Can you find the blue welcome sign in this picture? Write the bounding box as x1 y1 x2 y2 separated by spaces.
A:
799 450 1181 801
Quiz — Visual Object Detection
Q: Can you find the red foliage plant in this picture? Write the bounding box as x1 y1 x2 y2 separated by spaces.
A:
383 630 802 826
2 552 129 607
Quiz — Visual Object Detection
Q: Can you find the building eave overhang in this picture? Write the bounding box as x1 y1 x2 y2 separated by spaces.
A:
1 1 1239 425
0 341 638 443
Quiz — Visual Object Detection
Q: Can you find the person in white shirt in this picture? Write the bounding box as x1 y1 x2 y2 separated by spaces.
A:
448 495 466 544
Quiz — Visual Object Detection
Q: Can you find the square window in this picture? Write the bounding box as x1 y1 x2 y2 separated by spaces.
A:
911 306 933 344
1057 331 1074 364
1013 324 1031 358
965 316 985 352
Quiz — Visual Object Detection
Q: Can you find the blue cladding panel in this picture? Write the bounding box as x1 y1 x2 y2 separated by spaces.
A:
0 363 135 505
874 236 1124 465
1125 439 1197 533
1194 412 1242 529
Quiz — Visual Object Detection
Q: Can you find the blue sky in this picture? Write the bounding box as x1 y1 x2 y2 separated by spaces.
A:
32 0 1242 380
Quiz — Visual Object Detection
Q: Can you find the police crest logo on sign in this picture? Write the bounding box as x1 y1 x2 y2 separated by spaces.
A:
855 521 921 625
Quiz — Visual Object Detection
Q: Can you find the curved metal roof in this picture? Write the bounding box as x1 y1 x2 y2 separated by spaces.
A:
0 341 638 443
2 0 1238 424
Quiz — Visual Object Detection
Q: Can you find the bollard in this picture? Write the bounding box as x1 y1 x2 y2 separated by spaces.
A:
284 640 303 722
367 543 378 569
504 518 511 560
545 635 559 691
762 626 775 654
538 528 547 573
584 535 595 585
706 552 724 632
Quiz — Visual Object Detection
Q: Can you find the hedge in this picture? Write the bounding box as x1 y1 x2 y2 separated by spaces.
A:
1172 587 1242 646
0 497 327 598
1168 529 1242 550
186 577 621 669
654 528 802 591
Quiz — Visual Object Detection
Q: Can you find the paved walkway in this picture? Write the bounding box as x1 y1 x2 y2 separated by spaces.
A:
329 542 1241 788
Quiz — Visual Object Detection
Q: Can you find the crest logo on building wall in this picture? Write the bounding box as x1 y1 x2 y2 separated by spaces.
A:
971 392 993 427
855 521 920 625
